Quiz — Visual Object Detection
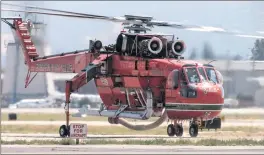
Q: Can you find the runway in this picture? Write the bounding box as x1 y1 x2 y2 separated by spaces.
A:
2 108 264 154
2 119 264 127
1 133 263 141
2 145 264 154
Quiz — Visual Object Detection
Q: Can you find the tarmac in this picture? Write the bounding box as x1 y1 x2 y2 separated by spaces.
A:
2 145 264 154
2 119 264 127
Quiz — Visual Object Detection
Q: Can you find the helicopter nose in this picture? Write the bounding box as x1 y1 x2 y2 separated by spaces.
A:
199 85 224 103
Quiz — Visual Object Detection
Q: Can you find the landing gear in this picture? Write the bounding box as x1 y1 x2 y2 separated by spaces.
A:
59 80 72 138
167 124 175 137
59 125 69 137
189 123 199 137
166 121 183 137
175 124 183 137
166 119 200 137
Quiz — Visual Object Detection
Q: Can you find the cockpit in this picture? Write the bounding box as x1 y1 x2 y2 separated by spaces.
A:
170 63 224 99
182 64 223 85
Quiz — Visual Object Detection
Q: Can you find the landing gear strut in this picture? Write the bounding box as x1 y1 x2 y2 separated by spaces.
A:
59 80 72 138
166 120 183 137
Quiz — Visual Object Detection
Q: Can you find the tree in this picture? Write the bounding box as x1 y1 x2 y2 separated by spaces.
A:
233 54 243 60
189 48 197 59
251 39 264 60
202 42 215 60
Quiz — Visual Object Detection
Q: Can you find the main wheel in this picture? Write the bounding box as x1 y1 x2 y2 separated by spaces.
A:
59 125 68 137
167 124 175 137
175 124 183 137
189 123 198 137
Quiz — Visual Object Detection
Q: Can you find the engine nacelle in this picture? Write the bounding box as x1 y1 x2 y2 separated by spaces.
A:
168 40 185 56
116 33 165 57
147 37 163 55
138 37 163 56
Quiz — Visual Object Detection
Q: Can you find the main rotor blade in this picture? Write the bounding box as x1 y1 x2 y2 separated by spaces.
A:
1 8 135 24
1 2 108 19
150 20 264 39
2 4 263 39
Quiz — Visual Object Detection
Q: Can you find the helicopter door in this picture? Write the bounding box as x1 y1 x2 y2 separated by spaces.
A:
177 67 199 100
166 69 179 98
178 68 189 98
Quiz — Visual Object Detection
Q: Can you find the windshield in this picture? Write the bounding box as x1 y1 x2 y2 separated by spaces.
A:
184 67 200 83
205 67 218 83
197 67 207 82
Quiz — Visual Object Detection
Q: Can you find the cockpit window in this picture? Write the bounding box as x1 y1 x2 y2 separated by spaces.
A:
184 68 200 83
215 70 223 85
205 67 218 83
198 67 207 82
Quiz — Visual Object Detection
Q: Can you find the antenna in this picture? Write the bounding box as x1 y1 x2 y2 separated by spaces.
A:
208 60 216 64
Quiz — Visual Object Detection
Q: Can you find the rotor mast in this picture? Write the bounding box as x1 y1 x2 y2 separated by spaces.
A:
123 15 153 33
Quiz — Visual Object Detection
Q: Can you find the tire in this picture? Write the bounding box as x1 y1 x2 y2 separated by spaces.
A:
59 125 68 137
167 124 175 137
189 123 198 137
175 124 183 137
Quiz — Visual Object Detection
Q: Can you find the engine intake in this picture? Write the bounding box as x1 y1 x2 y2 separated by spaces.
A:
169 40 185 56
148 37 163 54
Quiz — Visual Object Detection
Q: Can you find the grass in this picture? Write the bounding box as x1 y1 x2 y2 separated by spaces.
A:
1 113 264 121
2 125 264 136
2 138 264 146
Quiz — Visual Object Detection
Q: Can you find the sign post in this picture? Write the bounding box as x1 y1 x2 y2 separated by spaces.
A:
69 123 88 144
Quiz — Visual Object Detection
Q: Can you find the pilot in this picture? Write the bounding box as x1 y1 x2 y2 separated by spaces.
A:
190 74 199 83
188 68 200 83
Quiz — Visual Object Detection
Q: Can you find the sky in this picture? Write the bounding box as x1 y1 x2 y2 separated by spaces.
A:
1 1 264 67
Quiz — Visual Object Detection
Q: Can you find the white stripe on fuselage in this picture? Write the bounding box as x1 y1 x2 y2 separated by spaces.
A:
166 103 223 106
166 109 222 111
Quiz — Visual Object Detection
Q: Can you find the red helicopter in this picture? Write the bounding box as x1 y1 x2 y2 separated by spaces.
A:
2 3 264 138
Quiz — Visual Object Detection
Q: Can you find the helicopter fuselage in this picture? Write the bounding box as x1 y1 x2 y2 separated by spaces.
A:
95 54 224 121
